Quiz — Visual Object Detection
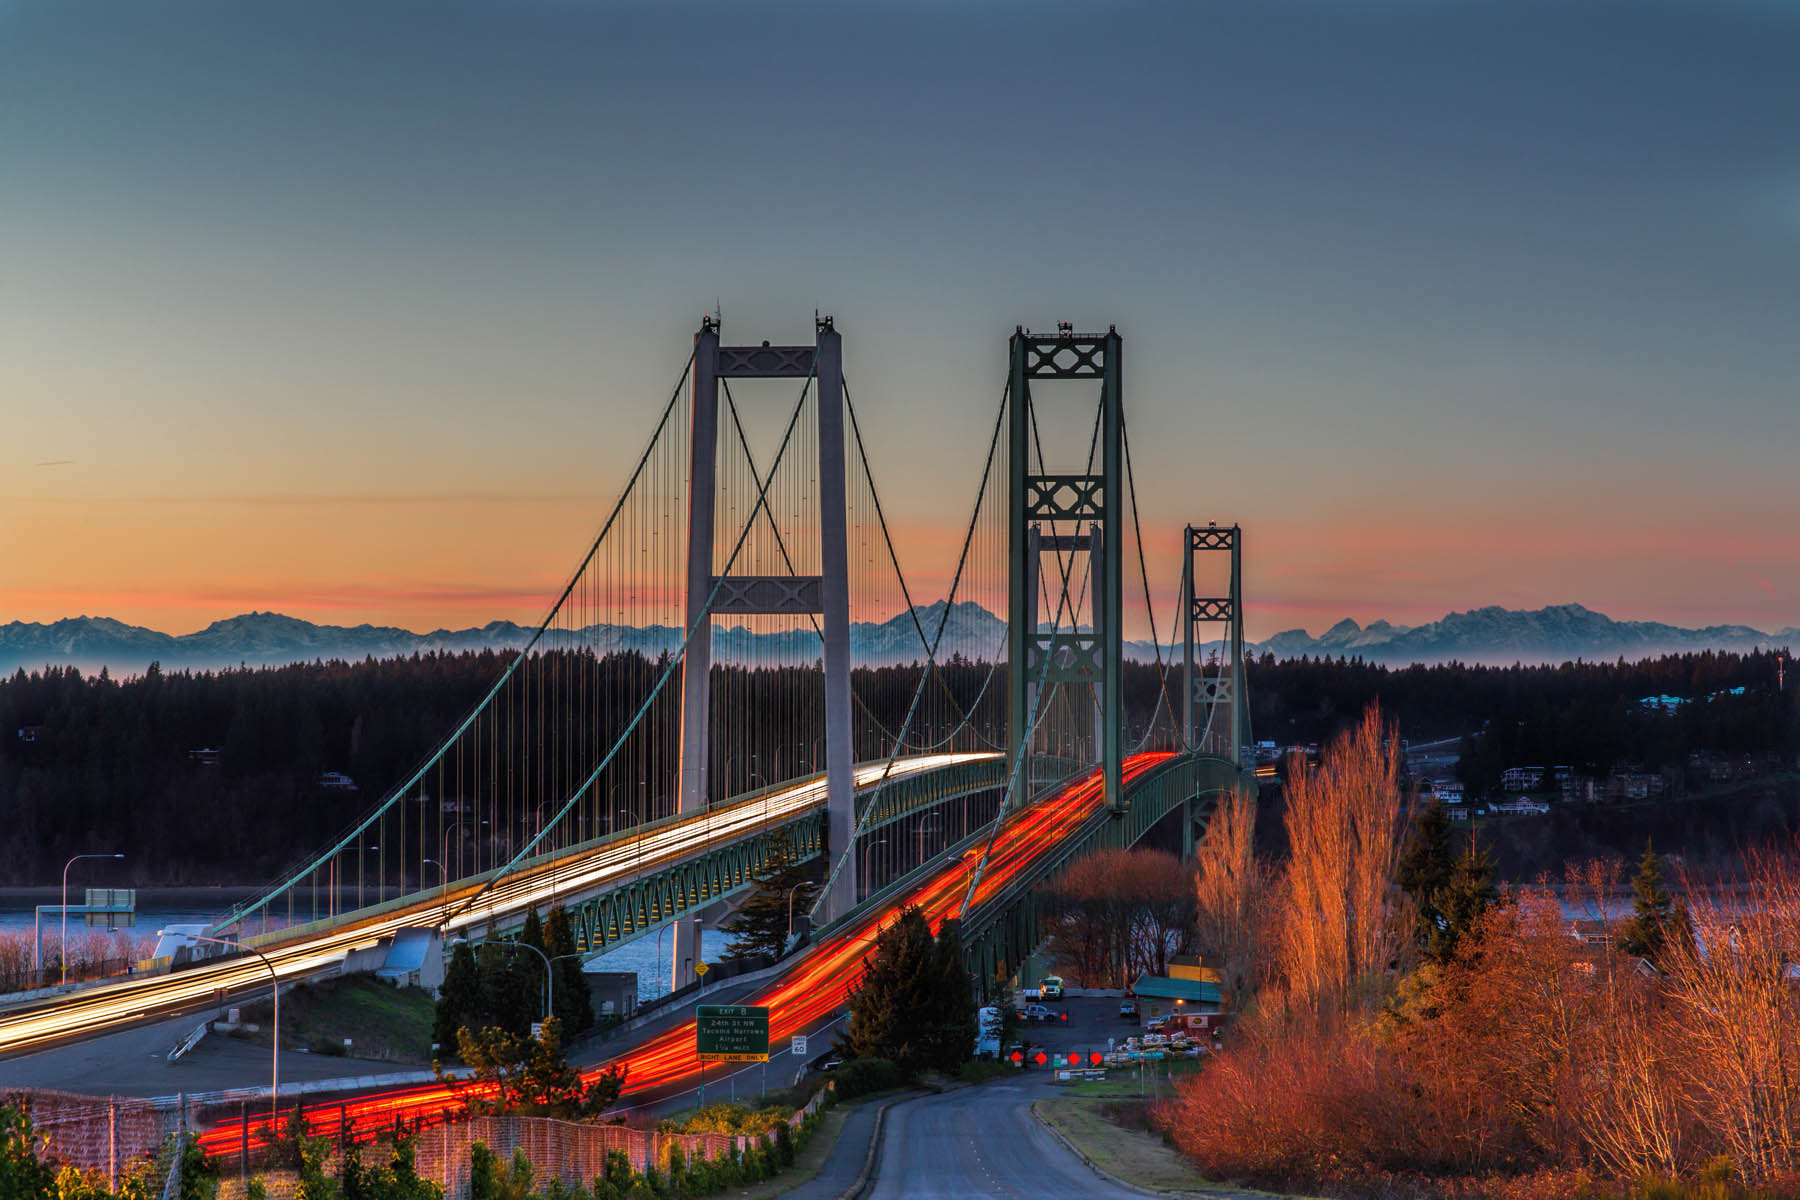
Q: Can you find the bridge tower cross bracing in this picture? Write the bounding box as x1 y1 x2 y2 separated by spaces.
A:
1007 324 1125 814
1181 522 1250 766
675 314 856 989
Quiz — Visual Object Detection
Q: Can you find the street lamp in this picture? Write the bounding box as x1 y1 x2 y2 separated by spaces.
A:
915 816 943 863
61 853 123 985
167 931 279 1120
858 838 888 901
785 883 811 940
422 857 447 927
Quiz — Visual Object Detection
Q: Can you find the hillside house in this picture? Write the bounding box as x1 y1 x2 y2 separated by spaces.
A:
1501 766 1547 791
1425 779 1465 804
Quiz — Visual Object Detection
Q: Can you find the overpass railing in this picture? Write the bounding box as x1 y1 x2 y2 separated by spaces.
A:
206 754 1028 965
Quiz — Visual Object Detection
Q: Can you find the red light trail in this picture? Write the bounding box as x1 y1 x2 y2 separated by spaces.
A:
196 752 1170 1153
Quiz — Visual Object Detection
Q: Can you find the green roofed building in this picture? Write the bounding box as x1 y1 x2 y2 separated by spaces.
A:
1130 973 1222 1008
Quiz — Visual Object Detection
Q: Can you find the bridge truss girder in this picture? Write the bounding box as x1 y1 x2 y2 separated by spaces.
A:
958 754 1258 993
472 758 1027 957
562 813 826 955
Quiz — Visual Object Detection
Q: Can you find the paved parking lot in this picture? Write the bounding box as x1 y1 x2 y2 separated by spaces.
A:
1006 993 1146 1067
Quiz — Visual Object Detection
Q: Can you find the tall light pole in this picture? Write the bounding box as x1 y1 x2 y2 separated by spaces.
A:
915 816 943 864
168 931 278 1120
858 838 888 903
61 853 123 986
423 857 446 928
785 883 811 941
547 951 585 1026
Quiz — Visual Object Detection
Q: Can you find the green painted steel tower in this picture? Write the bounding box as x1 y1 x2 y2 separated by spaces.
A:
1181 522 1251 764
1007 324 1126 814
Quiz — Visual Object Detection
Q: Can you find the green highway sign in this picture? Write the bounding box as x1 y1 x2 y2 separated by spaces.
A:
696 1005 770 1063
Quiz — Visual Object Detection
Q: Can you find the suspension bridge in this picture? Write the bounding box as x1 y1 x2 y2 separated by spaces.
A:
0 317 1257 1110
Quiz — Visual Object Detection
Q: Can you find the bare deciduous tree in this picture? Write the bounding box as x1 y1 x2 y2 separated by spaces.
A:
1277 706 1413 1008
1193 787 1265 1004
1663 850 1800 1188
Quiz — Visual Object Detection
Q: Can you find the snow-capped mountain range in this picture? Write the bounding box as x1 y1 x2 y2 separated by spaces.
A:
1 603 1794 678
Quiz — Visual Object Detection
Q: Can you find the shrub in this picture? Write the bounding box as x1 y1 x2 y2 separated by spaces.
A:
829 1057 905 1100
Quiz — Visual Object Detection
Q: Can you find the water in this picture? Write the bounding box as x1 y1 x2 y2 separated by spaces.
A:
588 928 733 1002
0 907 222 938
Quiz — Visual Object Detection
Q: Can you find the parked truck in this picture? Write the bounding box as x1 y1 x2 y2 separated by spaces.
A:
974 1005 1004 1057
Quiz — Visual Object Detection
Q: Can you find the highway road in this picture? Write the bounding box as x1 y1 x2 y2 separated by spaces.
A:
867 1079 1140 1200
0 753 995 1059
188 752 1174 1154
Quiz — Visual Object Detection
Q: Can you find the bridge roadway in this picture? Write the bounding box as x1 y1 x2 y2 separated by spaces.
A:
0 752 996 1059
188 752 1177 1153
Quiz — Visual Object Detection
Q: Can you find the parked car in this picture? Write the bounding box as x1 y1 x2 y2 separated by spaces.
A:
1023 1004 1053 1022
1118 998 1139 1022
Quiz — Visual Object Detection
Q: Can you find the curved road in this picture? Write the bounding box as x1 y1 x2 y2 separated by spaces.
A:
866 1080 1138 1200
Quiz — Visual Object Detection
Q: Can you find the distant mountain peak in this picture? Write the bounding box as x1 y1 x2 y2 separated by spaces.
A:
3 601 1795 676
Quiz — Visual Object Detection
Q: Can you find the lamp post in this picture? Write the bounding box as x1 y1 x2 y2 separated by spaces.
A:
858 838 888 903
61 853 123 986
915 816 942 865
545 951 586 1027
423 857 446 928
785 883 810 941
750 772 769 832
169 931 279 1119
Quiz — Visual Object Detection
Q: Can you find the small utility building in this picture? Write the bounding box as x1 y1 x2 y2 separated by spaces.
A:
1131 954 1223 1010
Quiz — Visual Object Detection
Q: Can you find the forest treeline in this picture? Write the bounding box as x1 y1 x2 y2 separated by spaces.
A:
0 646 1793 885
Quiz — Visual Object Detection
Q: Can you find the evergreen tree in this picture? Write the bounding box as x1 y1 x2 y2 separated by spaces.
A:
544 907 594 1034
517 910 551 1028
1399 800 1455 955
1622 840 1684 962
839 905 975 1074
720 834 817 961
926 918 978 1070
434 941 480 1056
1429 837 1498 965
446 1017 626 1118
476 931 535 1037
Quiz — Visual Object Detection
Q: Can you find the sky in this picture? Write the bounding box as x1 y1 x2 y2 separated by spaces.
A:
4 0 1798 643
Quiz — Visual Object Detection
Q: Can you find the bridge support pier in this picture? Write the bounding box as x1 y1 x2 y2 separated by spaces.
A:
1007 325 1125 812
1182 523 1250 764
674 315 856 989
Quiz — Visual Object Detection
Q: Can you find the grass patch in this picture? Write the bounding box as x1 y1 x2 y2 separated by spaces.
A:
956 1058 1021 1085
1035 1097 1306 1199
729 1104 849 1200
233 974 436 1064
1058 1058 1201 1098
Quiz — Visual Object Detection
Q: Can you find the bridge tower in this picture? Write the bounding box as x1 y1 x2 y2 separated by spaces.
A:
1007 324 1125 813
1181 522 1250 764
675 314 856 988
